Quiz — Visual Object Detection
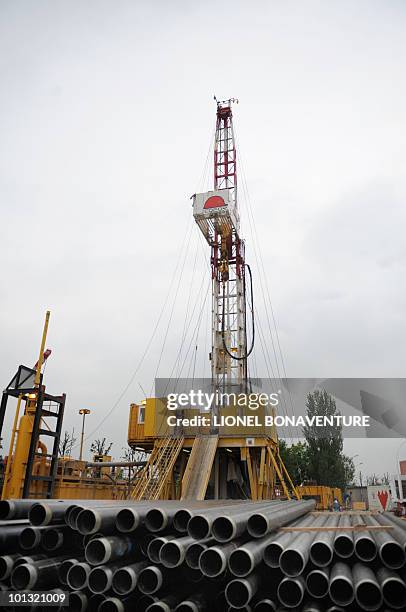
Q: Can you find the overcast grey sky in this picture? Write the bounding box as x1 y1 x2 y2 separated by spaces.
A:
1 1 405 475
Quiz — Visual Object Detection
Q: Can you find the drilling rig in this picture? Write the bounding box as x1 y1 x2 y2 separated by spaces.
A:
0 101 297 503
128 99 298 502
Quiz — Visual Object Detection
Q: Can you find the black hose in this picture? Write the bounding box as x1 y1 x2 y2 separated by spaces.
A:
221 263 254 361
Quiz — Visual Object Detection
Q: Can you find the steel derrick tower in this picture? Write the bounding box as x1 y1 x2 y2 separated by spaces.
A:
193 98 252 397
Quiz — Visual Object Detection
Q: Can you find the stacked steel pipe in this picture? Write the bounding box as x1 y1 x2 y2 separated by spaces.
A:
0 499 406 611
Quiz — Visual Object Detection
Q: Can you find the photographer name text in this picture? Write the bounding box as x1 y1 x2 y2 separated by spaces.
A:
167 414 370 428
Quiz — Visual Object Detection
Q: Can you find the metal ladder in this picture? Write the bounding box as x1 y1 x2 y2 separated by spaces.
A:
23 389 66 499
130 436 184 500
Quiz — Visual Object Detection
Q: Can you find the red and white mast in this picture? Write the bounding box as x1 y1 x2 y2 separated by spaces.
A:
193 98 247 396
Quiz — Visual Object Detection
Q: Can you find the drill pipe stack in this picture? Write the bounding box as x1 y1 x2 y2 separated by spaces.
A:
0 498 405 611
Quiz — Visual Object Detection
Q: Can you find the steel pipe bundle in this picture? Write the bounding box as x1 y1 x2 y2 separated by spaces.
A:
263 530 295 568
0 553 20 580
253 598 277 611
310 514 339 566
41 526 71 552
175 592 211 612
199 540 240 577
277 574 306 608
112 560 149 595
0 499 66 521
329 561 354 607
246 500 315 538
29 501 76 526
377 566 406 610
0 523 32 552
160 535 197 568
280 514 328 576
85 535 137 565
333 514 354 559
147 535 176 563
11 556 70 590
2 497 406 611
67 561 92 590
138 565 177 594
70 590 89 612
353 562 383 611
185 538 214 569
363 514 405 569
226 573 260 608
228 538 267 577
306 567 330 599
353 514 377 562
188 500 309 541
58 557 81 585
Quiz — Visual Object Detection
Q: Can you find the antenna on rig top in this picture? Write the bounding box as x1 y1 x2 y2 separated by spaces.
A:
213 95 239 106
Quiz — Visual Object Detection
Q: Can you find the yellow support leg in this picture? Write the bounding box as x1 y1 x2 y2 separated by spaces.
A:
253 454 258 496
246 448 257 501
278 451 300 500
1 395 22 500
34 311 50 387
266 448 272 498
267 447 291 500
258 447 265 500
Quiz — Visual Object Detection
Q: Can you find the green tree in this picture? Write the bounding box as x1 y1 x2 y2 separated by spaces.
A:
303 389 353 491
279 440 310 485
343 455 356 486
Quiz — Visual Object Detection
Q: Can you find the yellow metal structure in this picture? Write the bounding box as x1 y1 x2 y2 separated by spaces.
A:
1 312 129 501
297 485 343 510
34 311 50 387
2 402 34 499
127 400 299 502
2 313 50 499
128 399 278 446
55 458 127 499
352 501 367 511
1 395 22 500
